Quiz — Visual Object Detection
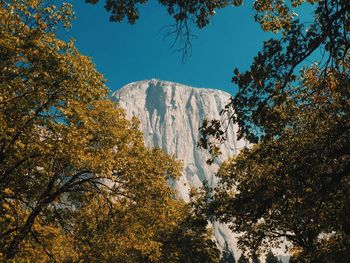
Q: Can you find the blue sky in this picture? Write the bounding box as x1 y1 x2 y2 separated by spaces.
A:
58 1 273 94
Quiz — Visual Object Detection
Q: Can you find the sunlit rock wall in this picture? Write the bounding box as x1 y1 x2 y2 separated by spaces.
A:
112 79 247 255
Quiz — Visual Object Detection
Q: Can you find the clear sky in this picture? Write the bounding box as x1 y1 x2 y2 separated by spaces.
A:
58 1 274 95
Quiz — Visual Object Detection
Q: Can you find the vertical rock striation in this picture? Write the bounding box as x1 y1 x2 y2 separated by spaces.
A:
112 79 247 255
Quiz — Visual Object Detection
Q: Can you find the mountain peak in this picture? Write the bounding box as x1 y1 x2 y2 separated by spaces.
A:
113 79 230 98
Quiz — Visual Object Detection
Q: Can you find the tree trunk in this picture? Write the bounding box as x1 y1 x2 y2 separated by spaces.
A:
5 204 44 259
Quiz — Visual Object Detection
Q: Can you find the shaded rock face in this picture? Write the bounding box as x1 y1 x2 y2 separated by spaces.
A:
112 79 247 254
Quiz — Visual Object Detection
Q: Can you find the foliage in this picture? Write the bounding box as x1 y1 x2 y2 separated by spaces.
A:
0 0 112 259
200 0 349 145
195 0 350 262
70 150 221 263
237 254 249 263
2 0 348 261
289 255 297 263
160 200 221 263
200 65 350 260
265 250 280 263
70 147 184 262
0 1 220 261
86 0 243 27
252 253 261 263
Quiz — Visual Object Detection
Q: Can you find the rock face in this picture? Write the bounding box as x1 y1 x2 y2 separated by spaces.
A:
112 79 247 254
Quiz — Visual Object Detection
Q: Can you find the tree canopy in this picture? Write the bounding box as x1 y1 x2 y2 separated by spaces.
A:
265 250 281 263
203 60 350 257
0 1 221 261
199 0 349 145
1 0 349 261
237 254 249 263
195 0 350 262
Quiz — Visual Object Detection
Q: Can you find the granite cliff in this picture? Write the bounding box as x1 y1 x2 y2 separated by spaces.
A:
112 79 247 255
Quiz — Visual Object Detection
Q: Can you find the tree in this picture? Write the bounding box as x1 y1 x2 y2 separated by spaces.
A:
200 0 349 146
0 1 199 261
160 203 221 263
289 256 297 263
200 68 350 261
220 241 236 263
0 0 113 258
194 0 349 261
252 253 261 263
0 1 223 261
237 254 249 263
265 250 280 263
69 148 185 262
70 148 221 263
